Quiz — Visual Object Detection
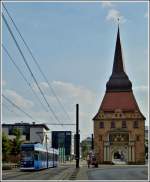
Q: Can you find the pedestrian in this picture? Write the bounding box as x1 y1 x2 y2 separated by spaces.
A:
87 154 90 168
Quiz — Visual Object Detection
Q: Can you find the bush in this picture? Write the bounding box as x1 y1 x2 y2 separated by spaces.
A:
2 164 12 170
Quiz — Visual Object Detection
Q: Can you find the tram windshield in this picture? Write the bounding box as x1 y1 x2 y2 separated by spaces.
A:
21 151 34 161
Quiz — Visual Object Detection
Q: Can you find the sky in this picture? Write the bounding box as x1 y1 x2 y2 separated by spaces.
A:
2 1 149 141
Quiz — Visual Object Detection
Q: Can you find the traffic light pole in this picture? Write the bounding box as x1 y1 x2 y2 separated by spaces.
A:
76 104 80 168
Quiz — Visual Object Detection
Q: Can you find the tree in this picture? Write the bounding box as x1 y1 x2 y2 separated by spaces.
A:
10 128 22 155
81 141 89 159
2 132 11 162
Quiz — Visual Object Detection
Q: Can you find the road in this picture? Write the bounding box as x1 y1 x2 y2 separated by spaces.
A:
2 163 148 180
88 166 148 180
2 164 75 180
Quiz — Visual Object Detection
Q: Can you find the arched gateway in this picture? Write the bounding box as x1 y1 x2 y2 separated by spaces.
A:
93 26 145 165
104 130 129 164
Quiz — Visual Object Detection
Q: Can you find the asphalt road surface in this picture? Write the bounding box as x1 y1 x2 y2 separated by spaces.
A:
2 164 148 180
87 165 148 180
2 164 75 180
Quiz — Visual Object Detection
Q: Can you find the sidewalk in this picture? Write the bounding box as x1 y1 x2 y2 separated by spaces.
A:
76 166 89 180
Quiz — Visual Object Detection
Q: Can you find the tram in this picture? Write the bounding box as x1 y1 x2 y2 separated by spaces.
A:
20 143 59 170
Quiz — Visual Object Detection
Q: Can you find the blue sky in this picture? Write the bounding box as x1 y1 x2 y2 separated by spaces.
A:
2 1 148 140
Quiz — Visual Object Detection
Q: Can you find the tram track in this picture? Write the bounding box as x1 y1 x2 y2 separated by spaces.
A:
2 166 70 180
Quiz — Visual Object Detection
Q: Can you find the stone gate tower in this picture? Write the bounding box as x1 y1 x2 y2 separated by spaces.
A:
93 27 145 164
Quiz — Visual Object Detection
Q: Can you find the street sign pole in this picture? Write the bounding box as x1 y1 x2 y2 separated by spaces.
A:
76 104 80 168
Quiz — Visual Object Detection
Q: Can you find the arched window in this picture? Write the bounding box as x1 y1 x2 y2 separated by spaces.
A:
122 120 126 128
111 121 115 128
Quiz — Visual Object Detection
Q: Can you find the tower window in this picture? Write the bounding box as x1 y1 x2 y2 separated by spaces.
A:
133 121 139 128
99 122 104 128
136 135 140 141
111 121 115 128
122 121 126 128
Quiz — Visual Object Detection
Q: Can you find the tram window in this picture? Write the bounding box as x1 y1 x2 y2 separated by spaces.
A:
34 154 38 160
34 151 39 160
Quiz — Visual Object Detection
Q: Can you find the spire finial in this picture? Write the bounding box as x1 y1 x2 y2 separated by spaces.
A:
117 17 120 30
117 17 120 25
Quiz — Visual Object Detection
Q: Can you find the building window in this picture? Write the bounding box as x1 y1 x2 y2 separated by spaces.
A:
99 135 102 141
99 122 104 128
8 126 13 135
136 135 140 141
133 121 138 128
122 121 126 128
111 121 115 128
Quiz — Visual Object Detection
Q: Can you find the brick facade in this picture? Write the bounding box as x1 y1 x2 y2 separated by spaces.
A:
93 110 145 164
93 27 145 165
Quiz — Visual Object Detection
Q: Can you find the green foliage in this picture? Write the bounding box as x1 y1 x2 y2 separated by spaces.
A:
2 132 11 161
81 141 89 159
10 128 22 155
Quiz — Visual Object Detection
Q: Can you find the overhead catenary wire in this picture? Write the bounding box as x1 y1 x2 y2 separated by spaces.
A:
2 14 63 127
2 44 51 116
2 94 35 121
2 3 71 122
2 102 20 117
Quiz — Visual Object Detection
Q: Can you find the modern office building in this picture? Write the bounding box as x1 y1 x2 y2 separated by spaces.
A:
52 131 72 160
2 121 49 144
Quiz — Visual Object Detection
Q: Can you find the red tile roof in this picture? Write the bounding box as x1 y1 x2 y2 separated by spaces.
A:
100 91 139 111
93 91 146 120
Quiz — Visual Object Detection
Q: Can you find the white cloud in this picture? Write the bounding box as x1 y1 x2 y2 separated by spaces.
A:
4 89 34 109
133 85 148 92
51 80 97 107
32 82 49 92
101 1 114 8
2 80 6 87
40 82 49 89
2 81 102 140
106 9 126 24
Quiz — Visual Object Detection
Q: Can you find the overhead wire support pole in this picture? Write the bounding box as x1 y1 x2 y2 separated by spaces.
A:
2 14 63 127
2 3 71 122
76 104 80 168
